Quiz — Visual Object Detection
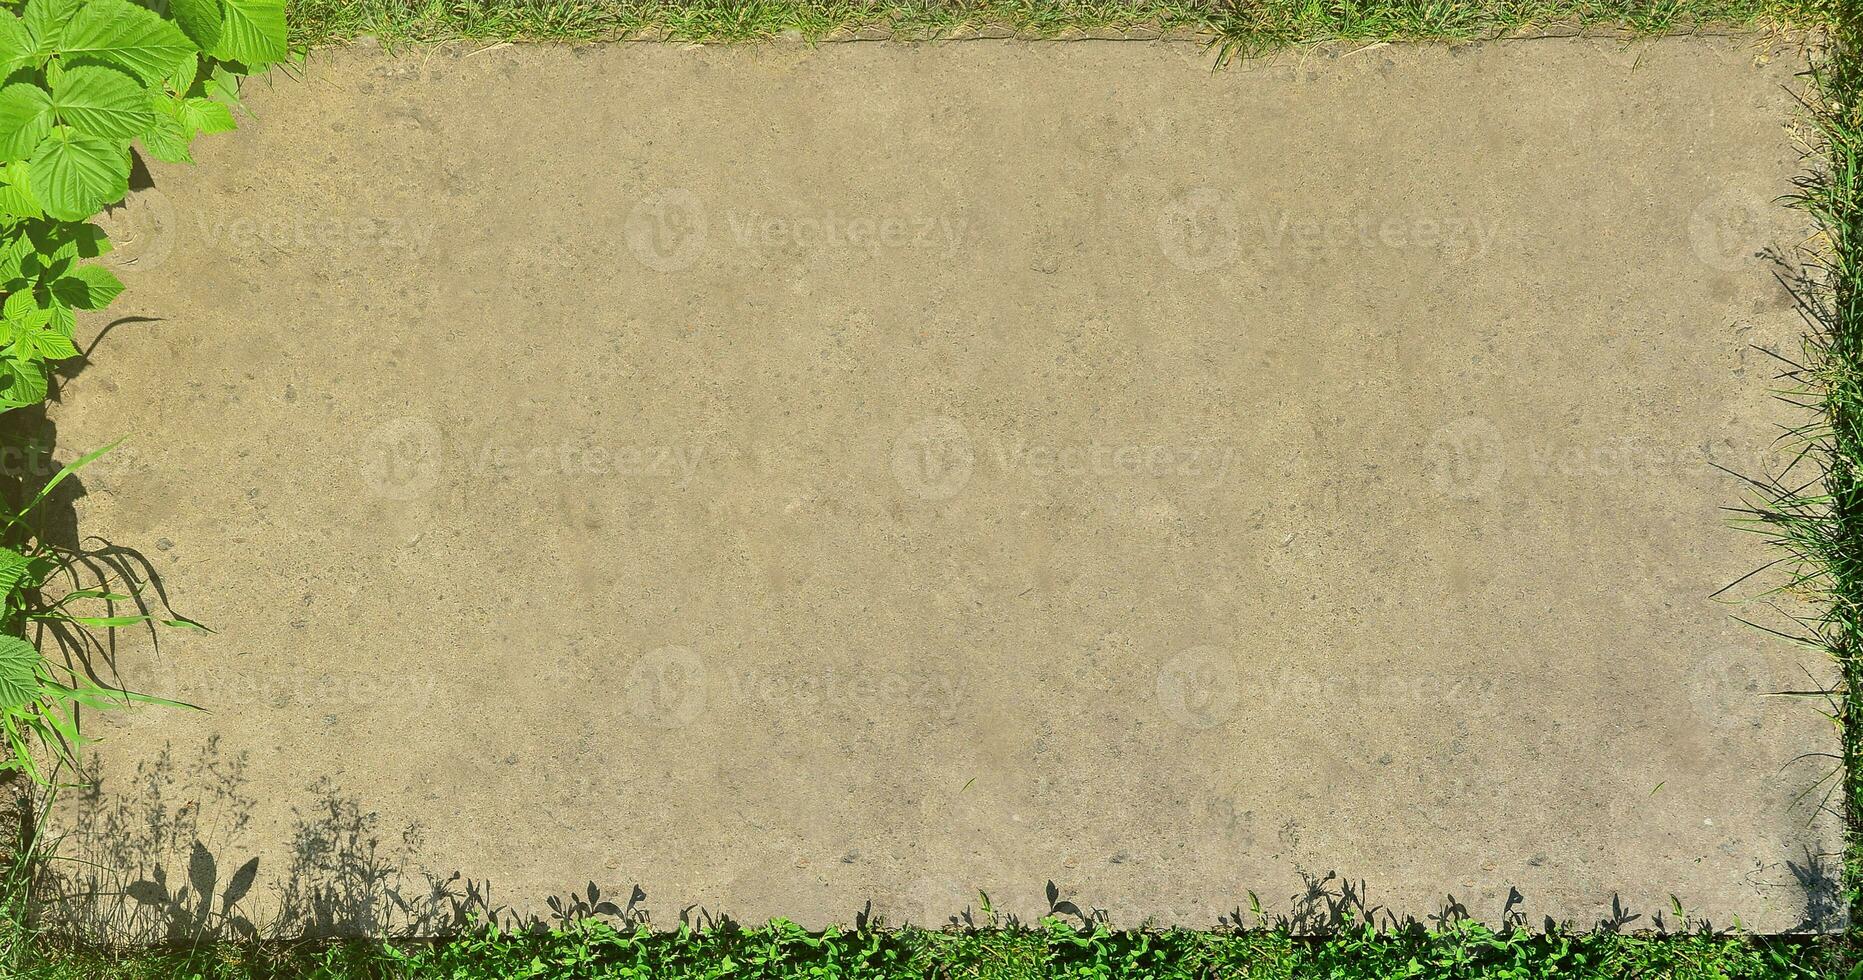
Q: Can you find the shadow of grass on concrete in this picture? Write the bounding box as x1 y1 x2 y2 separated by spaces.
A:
0 375 199 730
1719 0 1863 934
28 740 492 944
13 740 1844 950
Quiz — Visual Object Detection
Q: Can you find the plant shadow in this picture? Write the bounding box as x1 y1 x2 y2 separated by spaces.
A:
23 740 1847 948
0 326 199 745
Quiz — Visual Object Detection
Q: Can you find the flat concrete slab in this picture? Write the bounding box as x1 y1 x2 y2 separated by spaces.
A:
37 37 1839 937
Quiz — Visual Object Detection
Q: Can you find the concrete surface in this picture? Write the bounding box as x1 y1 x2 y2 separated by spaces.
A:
36 36 1841 937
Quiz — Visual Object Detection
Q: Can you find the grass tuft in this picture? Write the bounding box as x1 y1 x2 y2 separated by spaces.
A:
285 0 1824 46
1722 0 1863 936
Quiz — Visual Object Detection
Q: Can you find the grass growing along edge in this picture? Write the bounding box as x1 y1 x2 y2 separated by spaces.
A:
8 916 1857 979
284 0 1825 49
1730 0 1863 943
5 1 1862 977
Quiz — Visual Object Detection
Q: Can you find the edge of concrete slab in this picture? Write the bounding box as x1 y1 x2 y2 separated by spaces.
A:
12 28 1862 952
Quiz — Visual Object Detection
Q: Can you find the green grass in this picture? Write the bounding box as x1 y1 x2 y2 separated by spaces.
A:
11 918 1857 978
1804 0 1863 925
1723 0 1863 931
286 0 1823 48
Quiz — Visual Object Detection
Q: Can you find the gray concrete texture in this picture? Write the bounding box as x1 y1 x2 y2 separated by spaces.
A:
38 36 1840 936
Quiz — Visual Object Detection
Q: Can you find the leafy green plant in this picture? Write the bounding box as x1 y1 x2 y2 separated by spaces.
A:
0 442 202 784
0 0 286 412
0 0 286 782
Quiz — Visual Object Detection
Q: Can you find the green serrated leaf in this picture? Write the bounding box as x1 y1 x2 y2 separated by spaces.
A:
0 634 41 710
52 64 152 140
20 229 69 279
43 295 71 335
57 221 106 259
209 0 282 67
50 262 118 309
0 547 30 597
29 254 69 282
168 0 222 53
43 277 82 308
30 218 109 261
15 321 77 360
0 162 42 219
28 127 128 220
59 0 197 86
138 104 189 163
164 50 197 94
203 63 241 107
0 232 31 279
3 288 42 321
176 95 232 135
0 355 45 406
0 13 36 77
22 0 82 60
0 84 52 161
